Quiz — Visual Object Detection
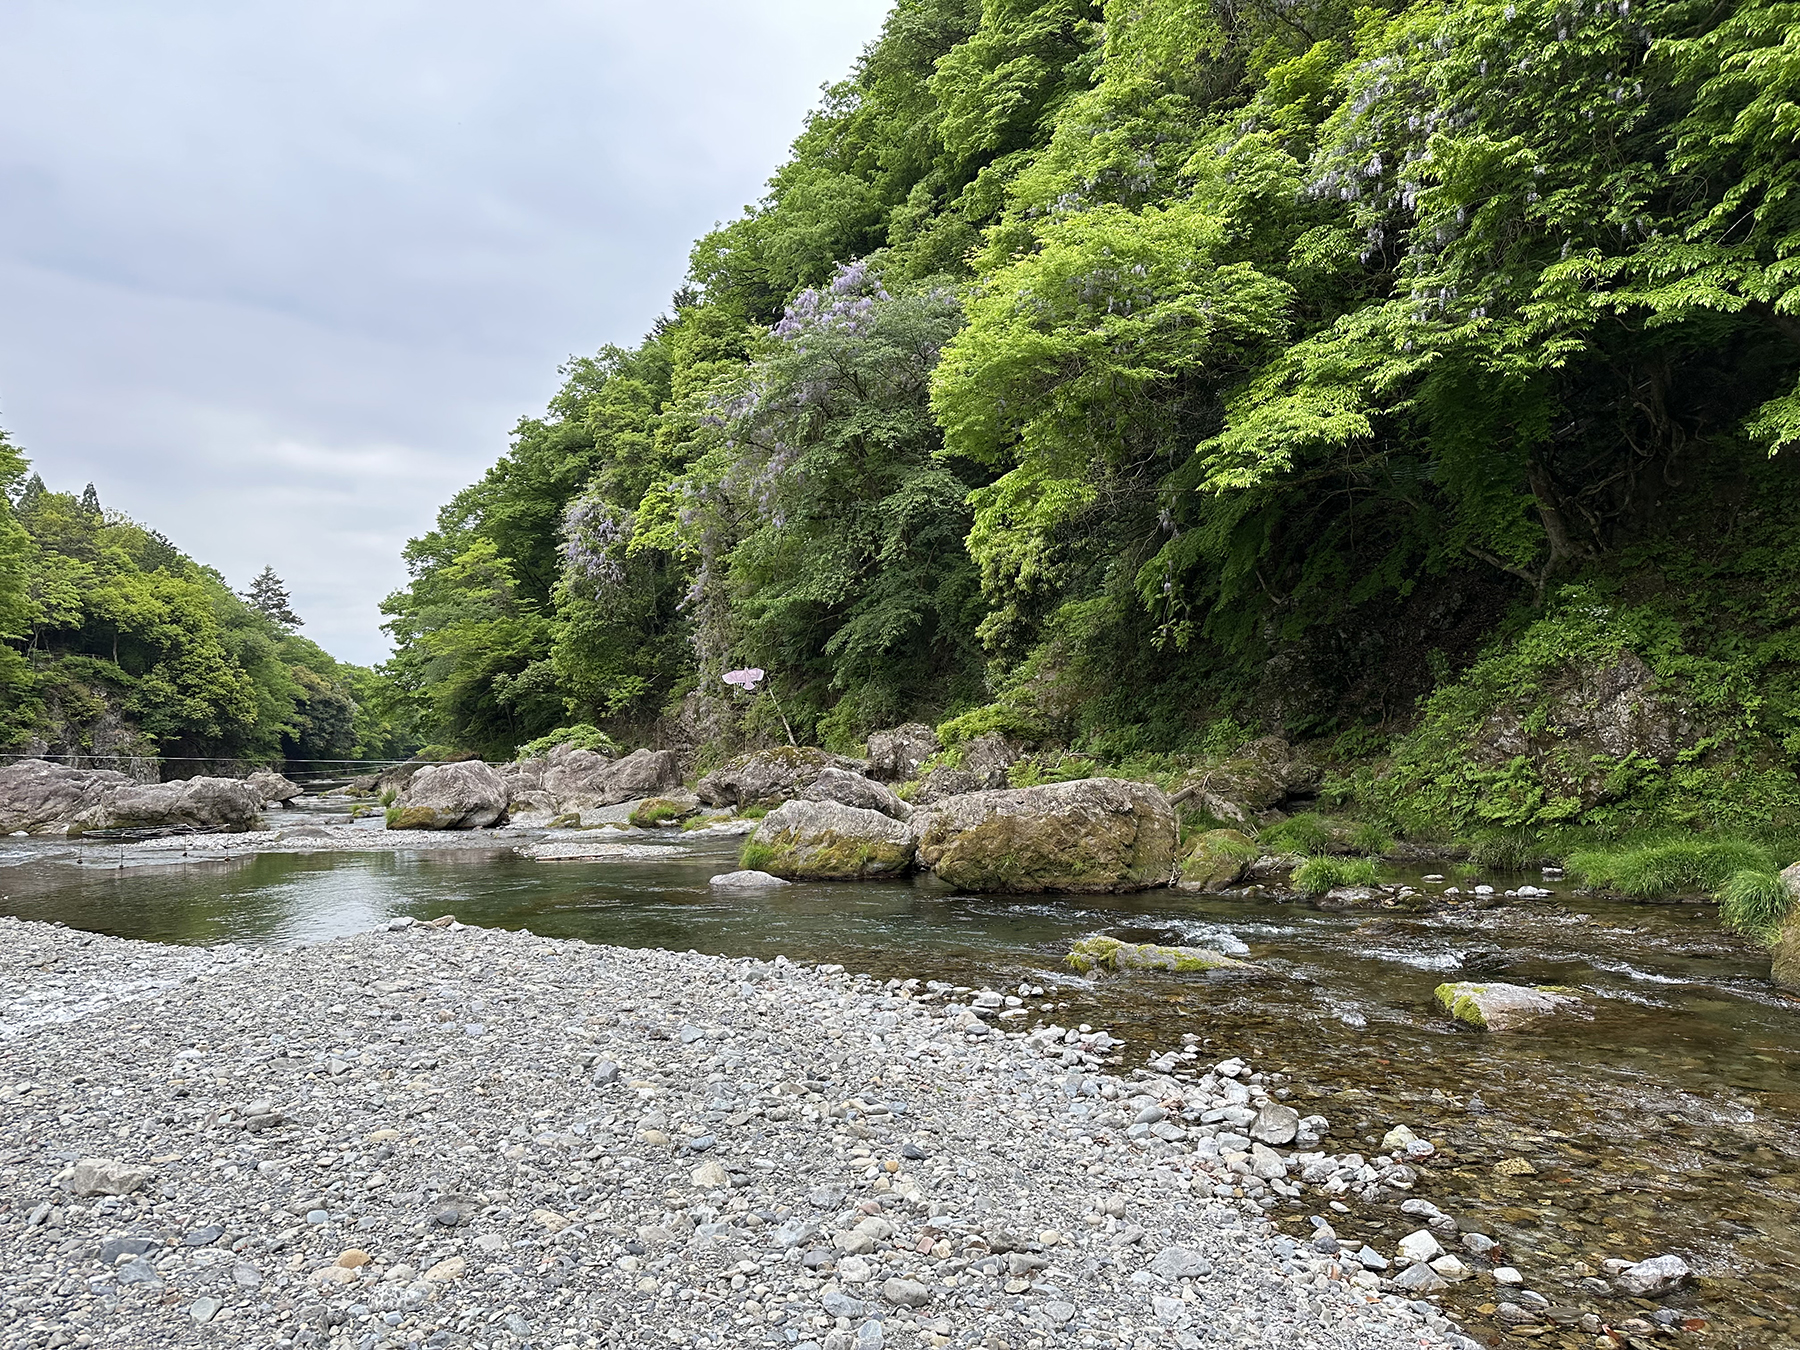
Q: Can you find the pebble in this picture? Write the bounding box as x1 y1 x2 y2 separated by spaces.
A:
0 914 1464 1350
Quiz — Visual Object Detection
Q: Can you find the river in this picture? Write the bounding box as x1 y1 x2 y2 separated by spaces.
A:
1 820 1795 1349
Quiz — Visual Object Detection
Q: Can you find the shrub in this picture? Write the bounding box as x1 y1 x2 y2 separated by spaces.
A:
1716 870 1794 939
936 702 1043 749
1568 837 1775 899
1292 855 1379 895
515 724 619 761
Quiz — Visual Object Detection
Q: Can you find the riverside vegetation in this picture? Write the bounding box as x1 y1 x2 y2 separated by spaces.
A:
357 0 1800 945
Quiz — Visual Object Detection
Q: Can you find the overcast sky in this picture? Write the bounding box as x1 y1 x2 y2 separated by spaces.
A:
0 0 891 664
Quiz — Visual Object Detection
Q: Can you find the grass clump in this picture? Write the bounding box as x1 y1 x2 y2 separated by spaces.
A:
1716 869 1794 939
1470 828 1544 872
1292 855 1380 895
1259 813 1335 855
1567 837 1775 899
738 839 777 873
1347 821 1394 855
629 798 697 829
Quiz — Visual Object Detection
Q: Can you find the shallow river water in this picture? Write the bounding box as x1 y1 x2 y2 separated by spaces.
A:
2 825 1797 1349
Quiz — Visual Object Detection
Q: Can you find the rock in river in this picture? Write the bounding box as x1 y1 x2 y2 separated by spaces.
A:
1614 1254 1691 1297
743 799 915 880
910 777 1178 893
98 776 264 833
543 746 682 810
1065 936 1253 975
1435 981 1583 1031
709 869 791 889
386 761 508 830
0 761 264 835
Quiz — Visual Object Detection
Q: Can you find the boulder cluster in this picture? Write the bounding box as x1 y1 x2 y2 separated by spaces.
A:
0 760 266 836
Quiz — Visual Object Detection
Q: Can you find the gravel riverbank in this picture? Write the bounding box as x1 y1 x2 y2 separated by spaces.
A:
0 916 1469 1350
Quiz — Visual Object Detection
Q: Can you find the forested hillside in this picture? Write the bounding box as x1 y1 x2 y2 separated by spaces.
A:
0 430 409 766
384 0 1800 839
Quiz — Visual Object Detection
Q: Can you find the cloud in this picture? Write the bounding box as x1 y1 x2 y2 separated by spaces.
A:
0 0 892 662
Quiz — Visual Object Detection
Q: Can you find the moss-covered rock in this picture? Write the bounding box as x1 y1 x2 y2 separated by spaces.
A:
384 760 508 830
910 778 1177 893
1434 981 1583 1031
1772 866 1800 989
1178 829 1259 892
741 799 915 880
1065 936 1255 974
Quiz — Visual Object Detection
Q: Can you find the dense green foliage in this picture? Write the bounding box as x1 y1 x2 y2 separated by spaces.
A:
384 0 1800 834
0 453 408 764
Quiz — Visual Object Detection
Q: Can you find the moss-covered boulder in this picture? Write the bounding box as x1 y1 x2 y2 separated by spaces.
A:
1066 936 1255 974
1178 829 1259 892
629 796 701 828
740 799 915 880
1434 981 1583 1031
385 761 507 830
910 778 1177 893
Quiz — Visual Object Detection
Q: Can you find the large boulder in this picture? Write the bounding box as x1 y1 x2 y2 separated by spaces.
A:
1435 981 1583 1032
742 799 916 880
100 777 265 833
865 724 941 782
911 733 1021 805
910 778 1178 893
799 766 911 821
0 761 265 834
542 746 681 810
386 761 509 830
0 760 132 835
694 747 866 809
246 768 303 805
1178 828 1259 891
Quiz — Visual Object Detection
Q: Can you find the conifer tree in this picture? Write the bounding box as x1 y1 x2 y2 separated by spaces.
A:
244 566 302 629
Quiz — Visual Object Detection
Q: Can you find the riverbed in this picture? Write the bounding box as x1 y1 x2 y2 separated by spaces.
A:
2 825 1796 1348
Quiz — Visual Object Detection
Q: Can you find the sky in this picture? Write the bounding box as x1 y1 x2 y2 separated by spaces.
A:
0 0 892 665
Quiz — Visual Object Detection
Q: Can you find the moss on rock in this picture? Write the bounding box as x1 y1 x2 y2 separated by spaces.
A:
741 799 914 880
1065 935 1255 974
911 778 1177 893
1179 829 1259 891
1434 981 1582 1031
630 797 700 828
